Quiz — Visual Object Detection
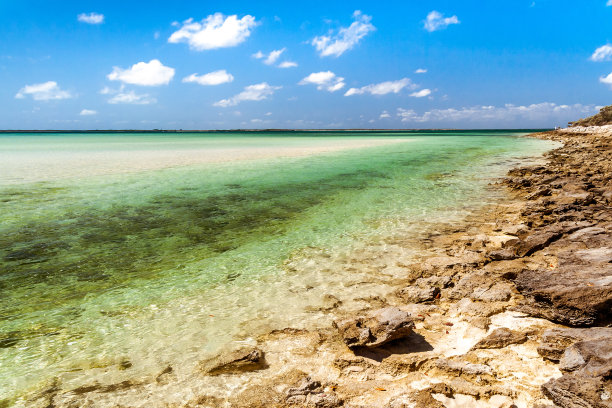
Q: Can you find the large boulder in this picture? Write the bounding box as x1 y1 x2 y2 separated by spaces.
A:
542 373 612 408
539 327 612 408
513 243 612 326
333 307 415 349
538 327 612 361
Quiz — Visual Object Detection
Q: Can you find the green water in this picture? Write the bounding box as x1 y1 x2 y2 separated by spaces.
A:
0 131 555 403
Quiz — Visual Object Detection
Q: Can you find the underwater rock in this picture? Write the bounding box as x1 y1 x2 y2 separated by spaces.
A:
201 347 267 375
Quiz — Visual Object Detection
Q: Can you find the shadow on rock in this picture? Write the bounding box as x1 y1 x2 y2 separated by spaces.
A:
352 332 434 362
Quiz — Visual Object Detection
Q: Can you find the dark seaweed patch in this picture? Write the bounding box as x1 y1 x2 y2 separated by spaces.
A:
0 332 20 348
0 162 390 320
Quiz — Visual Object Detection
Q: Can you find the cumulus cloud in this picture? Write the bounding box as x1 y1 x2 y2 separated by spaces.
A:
108 59 175 86
591 44 612 61
379 111 391 119
182 70 234 86
253 49 297 68
299 71 345 92
396 103 598 126
424 11 460 32
410 89 432 98
78 12 104 24
254 48 285 65
312 10 375 57
15 81 72 101
278 61 298 68
80 109 97 116
168 13 257 51
600 72 612 87
214 82 281 107
344 78 415 96
108 91 156 105
415 68 427 74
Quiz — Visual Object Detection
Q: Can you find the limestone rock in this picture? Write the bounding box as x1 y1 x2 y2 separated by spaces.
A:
542 373 612 408
397 286 439 303
333 307 415 349
434 358 494 377
488 248 518 261
514 264 612 326
514 233 612 327
285 377 343 407
387 389 447 408
201 347 267 375
559 339 612 377
538 327 612 361
472 328 528 350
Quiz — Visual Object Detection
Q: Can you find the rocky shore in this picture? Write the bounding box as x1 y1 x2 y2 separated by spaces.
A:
27 126 611 408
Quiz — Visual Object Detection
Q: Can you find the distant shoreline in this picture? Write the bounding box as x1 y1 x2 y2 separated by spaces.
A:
0 128 552 134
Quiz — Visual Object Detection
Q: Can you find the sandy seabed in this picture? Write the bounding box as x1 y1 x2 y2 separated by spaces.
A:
0 138 408 184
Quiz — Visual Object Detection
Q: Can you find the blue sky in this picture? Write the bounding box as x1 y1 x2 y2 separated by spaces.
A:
1 0 612 129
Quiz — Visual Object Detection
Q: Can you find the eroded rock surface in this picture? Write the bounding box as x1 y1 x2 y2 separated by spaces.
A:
333 307 415 349
472 327 528 350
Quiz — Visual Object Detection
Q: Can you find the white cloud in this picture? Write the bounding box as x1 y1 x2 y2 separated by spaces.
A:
424 11 460 32
182 70 234 86
254 49 297 68
108 91 156 105
278 61 298 68
77 12 104 24
15 81 72 101
168 13 257 51
80 109 97 116
108 59 175 86
214 82 281 107
379 111 391 119
299 71 345 92
264 48 285 65
410 89 432 98
590 44 612 62
311 10 375 57
415 68 427 74
344 78 415 96
396 103 597 126
600 72 612 87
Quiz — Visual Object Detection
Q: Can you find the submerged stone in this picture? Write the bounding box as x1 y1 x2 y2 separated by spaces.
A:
200 347 267 375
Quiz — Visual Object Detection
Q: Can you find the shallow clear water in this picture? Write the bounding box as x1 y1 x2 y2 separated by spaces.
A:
0 131 555 403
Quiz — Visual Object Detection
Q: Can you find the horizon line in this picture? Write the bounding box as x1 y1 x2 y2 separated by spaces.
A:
0 128 554 133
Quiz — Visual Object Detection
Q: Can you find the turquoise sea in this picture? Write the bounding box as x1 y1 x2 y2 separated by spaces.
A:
0 131 556 404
